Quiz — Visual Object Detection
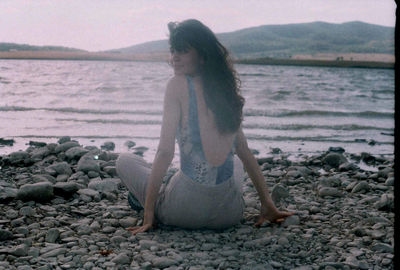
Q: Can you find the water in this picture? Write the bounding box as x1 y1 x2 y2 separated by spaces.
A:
0 60 394 163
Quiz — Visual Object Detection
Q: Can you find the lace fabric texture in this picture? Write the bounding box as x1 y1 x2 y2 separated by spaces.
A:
176 76 234 186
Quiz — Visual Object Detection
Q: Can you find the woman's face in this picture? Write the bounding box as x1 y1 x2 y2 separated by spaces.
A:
170 47 203 76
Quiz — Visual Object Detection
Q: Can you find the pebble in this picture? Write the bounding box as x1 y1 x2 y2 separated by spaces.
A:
0 143 394 269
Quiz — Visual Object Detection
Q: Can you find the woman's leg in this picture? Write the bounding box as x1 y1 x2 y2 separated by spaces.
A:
116 153 151 206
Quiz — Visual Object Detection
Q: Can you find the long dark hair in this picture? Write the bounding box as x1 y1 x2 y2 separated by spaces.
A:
168 19 245 134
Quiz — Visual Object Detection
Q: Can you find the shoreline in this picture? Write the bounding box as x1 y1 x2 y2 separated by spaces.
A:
0 137 394 269
0 51 394 69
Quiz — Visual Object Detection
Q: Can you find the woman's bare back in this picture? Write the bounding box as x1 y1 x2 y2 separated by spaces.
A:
179 76 237 167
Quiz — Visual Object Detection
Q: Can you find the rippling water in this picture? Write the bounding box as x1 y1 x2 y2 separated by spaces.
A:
0 60 394 162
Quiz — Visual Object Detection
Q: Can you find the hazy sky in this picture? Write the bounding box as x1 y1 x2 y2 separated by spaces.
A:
0 0 396 51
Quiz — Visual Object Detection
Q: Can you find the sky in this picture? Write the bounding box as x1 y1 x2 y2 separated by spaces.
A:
0 0 396 52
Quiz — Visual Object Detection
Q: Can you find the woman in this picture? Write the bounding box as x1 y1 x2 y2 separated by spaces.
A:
116 19 293 233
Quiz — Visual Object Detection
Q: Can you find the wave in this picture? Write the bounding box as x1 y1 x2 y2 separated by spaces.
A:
243 123 393 131
0 106 162 115
55 118 162 125
244 109 394 118
245 134 394 145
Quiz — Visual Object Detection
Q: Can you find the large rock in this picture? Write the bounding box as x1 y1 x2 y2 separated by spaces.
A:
271 184 289 204
322 153 347 168
46 162 72 176
30 147 51 160
77 155 100 173
17 182 54 202
65 146 89 160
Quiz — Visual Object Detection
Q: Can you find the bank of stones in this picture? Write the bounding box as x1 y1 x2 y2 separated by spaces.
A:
0 138 394 269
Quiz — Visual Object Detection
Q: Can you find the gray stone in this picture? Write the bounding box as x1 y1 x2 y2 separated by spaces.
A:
9 244 29 256
32 174 56 184
8 151 30 164
45 228 60 243
54 182 79 197
19 206 35 216
55 141 80 153
77 188 100 198
371 243 393 253
385 177 394 186
119 217 138 228
318 187 342 197
77 155 100 173
271 184 289 203
0 186 17 201
46 162 72 176
351 181 370 193
151 257 177 268
58 136 71 144
374 193 394 211
41 247 67 258
65 146 89 160
17 182 54 202
111 253 130 264
30 147 50 160
101 141 115 151
0 229 13 241
88 179 119 193
282 215 300 227
322 153 347 168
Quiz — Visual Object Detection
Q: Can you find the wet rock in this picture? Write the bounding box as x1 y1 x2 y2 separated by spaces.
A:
46 162 72 176
55 141 80 153
101 141 115 151
65 146 89 160
322 153 347 168
8 151 30 165
17 182 54 202
58 136 71 144
77 155 100 173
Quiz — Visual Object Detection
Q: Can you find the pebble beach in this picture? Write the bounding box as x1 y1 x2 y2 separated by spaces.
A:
0 137 394 270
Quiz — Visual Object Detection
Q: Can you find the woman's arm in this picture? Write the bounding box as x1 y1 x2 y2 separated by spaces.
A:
128 77 182 234
235 127 293 226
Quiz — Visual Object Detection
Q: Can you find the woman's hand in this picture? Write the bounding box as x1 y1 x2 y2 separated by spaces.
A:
254 204 294 227
126 219 157 235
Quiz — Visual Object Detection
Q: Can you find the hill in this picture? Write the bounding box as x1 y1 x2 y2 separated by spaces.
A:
108 21 394 59
0 43 86 52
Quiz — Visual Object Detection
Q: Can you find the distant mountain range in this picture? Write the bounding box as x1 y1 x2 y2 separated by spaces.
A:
0 21 394 60
107 21 394 59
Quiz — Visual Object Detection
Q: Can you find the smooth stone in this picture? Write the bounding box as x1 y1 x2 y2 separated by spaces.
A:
17 182 54 202
351 181 370 193
19 206 35 216
41 248 67 258
119 217 138 228
45 228 60 243
371 243 393 253
385 177 394 186
53 182 79 197
151 257 177 268
0 186 18 201
267 170 285 177
32 174 56 184
55 141 80 153
30 147 50 160
282 215 300 227
58 136 71 144
65 146 89 160
46 162 72 176
9 244 29 256
322 153 347 168
88 179 119 193
77 188 100 197
111 253 130 264
101 141 115 151
8 151 30 164
0 229 13 241
271 184 289 203
318 187 342 197
77 155 100 173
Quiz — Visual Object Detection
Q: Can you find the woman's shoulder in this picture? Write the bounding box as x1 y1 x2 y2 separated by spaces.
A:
165 75 188 97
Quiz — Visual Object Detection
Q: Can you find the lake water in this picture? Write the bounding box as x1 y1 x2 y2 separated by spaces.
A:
0 60 394 163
